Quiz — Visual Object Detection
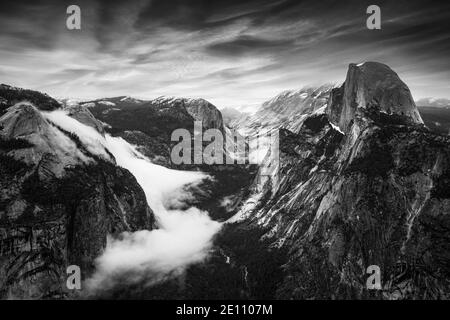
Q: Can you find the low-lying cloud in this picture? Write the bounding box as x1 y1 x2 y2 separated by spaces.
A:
46 110 222 292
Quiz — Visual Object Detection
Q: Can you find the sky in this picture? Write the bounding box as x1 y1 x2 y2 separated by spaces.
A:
0 0 449 110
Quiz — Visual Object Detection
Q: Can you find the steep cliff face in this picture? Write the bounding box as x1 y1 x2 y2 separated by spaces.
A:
235 62 450 299
183 98 224 132
327 62 424 132
0 100 154 299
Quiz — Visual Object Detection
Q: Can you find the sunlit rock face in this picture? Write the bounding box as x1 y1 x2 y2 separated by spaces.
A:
183 98 224 132
0 103 82 171
0 103 114 172
64 104 106 136
0 96 154 299
1 103 50 142
327 62 424 133
236 62 450 299
231 85 333 137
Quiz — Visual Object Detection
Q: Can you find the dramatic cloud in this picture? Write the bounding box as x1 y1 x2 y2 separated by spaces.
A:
0 0 449 109
43 110 113 160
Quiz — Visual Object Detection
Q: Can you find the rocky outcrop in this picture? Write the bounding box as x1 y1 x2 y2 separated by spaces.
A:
64 104 106 135
0 103 114 173
183 98 224 132
326 62 424 132
0 97 154 299
235 62 450 299
0 103 84 172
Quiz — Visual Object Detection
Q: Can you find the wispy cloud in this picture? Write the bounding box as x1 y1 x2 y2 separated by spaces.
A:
0 0 449 108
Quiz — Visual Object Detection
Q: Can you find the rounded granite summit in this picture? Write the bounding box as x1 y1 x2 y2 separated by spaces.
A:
327 61 424 132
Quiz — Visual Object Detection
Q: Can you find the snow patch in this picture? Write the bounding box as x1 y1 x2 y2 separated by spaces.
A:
330 123 344 135
81 102 96 108
120 96 143 103
313 105 327 115
98 101 116 106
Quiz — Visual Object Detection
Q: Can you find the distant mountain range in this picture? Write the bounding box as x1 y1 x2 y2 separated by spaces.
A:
414 98 450 135
416 98 450 108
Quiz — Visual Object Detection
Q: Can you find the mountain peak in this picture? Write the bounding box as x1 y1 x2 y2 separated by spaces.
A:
0 102 48 139
327 61 424 131
182 97 224 131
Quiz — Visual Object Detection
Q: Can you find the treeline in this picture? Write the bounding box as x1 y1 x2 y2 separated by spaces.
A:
0 84 61 112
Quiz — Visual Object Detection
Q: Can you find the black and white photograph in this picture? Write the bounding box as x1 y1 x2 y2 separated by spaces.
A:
0 0 450 309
